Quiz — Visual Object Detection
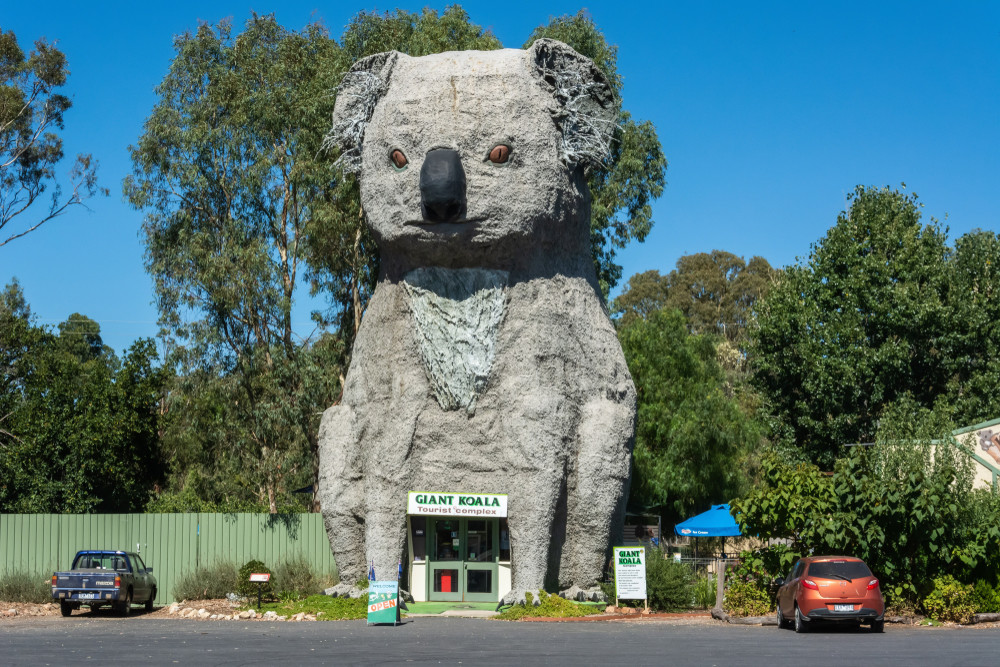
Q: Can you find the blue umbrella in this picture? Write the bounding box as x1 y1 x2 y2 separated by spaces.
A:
674 504 741 537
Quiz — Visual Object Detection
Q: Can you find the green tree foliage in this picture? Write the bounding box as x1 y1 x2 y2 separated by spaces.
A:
124 15 345 512
0 29 106 247
942 229 1000 420
729 453 832 557
750 186 955 467
733 402 1000 604
613 252 778 340
0 282 164 512
618 309 758 525
525 11 667 295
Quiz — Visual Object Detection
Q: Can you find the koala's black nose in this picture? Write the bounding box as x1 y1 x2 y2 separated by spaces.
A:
420 148 466 223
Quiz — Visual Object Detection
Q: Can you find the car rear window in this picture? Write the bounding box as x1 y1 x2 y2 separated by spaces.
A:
807 560 872 579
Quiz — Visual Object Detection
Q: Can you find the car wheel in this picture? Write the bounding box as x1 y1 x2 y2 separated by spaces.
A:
60 600 72 617
871 619 884 633
145 588 156 612
119 589 133 616
776 605 789 629
794 605 808 633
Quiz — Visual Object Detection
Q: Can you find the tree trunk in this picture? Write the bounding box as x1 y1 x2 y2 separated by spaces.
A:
267 481 277 514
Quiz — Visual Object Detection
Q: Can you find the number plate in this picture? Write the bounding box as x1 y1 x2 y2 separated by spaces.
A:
77 593 98 600
834 603 854 612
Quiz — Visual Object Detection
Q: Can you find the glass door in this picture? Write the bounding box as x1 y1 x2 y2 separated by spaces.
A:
427 518 500 602
428 518 462 601
463 519 498 602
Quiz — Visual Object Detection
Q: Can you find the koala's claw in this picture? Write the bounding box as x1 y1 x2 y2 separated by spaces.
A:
559 585 607 603
500 588 544 607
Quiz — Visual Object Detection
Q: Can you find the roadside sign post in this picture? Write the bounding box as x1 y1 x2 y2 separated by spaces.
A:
367 580 400 626
613 546 648 611
249 573 270 611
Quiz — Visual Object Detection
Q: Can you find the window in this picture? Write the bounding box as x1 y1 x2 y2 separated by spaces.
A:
807 560 872 580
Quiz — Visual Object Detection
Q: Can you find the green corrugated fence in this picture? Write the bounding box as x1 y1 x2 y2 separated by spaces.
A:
0 514 337 604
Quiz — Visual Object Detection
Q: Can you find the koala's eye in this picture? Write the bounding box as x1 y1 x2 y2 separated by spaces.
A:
390 149 408 170
488 145 511 164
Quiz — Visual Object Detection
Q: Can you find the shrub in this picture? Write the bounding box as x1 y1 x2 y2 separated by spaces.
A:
172 561 238 601
922 575 976 624
693 574 717 609
971 579 1000 614
723 555 772 617
496 590 603 620
0 571 50 603
237 559 273 599
273 554 335 600
244 593 367 620
645 555 694 611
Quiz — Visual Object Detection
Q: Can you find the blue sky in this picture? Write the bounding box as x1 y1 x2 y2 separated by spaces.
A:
3 1 998 354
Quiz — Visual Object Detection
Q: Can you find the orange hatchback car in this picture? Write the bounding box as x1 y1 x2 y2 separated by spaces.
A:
775 556 885 633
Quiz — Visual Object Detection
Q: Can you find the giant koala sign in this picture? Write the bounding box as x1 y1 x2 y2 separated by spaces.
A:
318 39 636 604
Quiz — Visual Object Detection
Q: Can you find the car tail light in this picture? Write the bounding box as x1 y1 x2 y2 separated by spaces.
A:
114 575 121 589
867 578 879 590
51 575 57 588
802 579 819 590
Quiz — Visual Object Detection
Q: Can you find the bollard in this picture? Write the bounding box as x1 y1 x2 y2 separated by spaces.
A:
714 559 726 614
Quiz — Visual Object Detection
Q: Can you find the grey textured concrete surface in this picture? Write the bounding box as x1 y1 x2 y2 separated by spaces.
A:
318 39 635 603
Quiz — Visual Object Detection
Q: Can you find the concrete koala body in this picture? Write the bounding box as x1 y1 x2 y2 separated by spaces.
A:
318 39 636 603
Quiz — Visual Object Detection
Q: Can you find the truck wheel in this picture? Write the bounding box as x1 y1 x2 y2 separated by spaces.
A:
119 589 133 616
60 600 72 617
145 588 156 612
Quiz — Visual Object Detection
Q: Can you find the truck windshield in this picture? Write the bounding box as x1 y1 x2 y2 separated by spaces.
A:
72 554 128 571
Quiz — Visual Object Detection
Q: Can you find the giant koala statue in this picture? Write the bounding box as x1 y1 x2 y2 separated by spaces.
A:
318 39 636 604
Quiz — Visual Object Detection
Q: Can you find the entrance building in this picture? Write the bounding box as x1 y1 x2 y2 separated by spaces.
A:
406 492 511 602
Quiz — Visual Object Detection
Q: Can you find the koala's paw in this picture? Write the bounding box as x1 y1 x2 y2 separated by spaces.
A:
559 585 607 603
500 588 544 607
324 583 367 599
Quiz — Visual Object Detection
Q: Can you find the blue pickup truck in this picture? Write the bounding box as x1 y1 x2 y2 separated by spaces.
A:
52 550 157 616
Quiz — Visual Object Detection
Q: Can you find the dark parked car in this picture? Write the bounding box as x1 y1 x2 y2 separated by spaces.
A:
775 555 885 633
52 550 157 616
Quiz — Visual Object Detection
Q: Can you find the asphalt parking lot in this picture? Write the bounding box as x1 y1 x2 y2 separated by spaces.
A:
3 615 1000 666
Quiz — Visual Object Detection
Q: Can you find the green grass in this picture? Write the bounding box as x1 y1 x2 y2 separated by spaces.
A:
242 594 367 620
405 601 498 615
495 591 606 620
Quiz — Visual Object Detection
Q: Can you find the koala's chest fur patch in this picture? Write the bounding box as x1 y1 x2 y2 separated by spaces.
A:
402 267 508 414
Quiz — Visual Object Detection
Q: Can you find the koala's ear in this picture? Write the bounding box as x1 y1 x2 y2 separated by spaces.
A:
326 51 403 173
528 38 618 170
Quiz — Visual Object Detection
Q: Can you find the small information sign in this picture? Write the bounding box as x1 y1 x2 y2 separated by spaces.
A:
613 546 647 601
249 573 271 582
367 580 400 625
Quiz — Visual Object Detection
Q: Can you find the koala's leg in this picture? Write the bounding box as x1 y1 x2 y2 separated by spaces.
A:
561 395 634 600
500 392 569 606
363 480 409 585
317 404 367 589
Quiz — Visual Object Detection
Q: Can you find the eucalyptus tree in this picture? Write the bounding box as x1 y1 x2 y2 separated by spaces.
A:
618 308 758 526
0 29 105 247
124 15 345 512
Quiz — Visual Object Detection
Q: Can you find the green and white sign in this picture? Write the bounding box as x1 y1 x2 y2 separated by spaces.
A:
613 546 647 600
367 581 399 624
407 491 508 517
